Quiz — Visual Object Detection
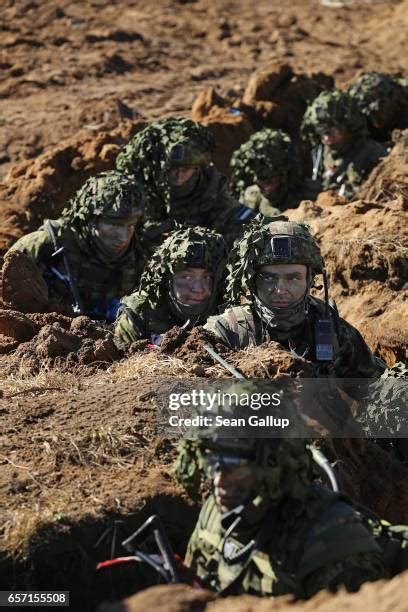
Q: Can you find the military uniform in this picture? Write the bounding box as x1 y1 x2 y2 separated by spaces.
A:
204 219 385 378
205 298 384 378
186 489 384 597
229 129 319 216
116 117 255 248
114 226 227 346
175 424 386 598
241 180 320 218
302 91 389 199
9 172 147 321
319 138 389 199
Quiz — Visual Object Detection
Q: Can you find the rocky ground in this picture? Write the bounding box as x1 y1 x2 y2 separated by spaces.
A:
0 0 407 611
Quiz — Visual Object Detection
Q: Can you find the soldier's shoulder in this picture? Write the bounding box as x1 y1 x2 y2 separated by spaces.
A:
9 225 55 257
297 491 380 578
205 305 252 330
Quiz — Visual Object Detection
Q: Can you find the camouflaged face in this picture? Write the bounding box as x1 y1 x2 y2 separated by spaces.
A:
61 171 144 225
224 217 324 304
302 90 367 145
136 225 228 309
347 71 408 116
174 380 311 501
115 118 214 211
229 129 301 198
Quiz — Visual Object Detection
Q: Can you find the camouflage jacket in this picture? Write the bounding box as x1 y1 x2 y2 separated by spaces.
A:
142 166 255 247
114 290 221 346
114 296 181 345
318 139 389 199
9 220 147 321
185 489 385 598
204 297 385 378
241 179 321 218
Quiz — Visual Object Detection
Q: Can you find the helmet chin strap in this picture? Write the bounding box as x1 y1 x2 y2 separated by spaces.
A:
167 279 214 324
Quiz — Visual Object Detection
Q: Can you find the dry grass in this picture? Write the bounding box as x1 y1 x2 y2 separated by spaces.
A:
0 360 82 397
0 349 194 398
36 425 148 468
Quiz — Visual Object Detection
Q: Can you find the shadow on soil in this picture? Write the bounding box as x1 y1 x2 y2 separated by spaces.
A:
0 494 198 611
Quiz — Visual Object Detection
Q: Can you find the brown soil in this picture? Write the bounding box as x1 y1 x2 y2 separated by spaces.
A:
1 1 408 611
98 571 408 612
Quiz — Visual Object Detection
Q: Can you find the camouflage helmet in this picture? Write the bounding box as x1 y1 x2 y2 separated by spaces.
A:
229 129 302 199
132 225 228 311
115 118 214 212
347 71 408 125
61 171 144 226
225 217 324 304
174 381 311 501
301 90 367 146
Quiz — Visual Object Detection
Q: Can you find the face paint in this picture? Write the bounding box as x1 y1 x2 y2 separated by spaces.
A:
168 165 198 186
255 263 308 309
172 267 213 307
319 126 352 151
94 220 136 254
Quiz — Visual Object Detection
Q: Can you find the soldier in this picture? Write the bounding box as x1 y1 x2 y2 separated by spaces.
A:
347 71 408 142
114 226 227 346
7 171 147 321
302 90 389 199
229 129 320 217
204 219 385 377
175 417 386 597
116 117 255 247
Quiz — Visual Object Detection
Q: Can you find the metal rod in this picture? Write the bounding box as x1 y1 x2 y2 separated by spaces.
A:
203 344 246 379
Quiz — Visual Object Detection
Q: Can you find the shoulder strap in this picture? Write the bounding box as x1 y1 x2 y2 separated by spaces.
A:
225 307 257 348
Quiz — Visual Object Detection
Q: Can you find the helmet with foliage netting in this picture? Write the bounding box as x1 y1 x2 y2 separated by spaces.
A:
174 381 311 501
302 90 367 146
225 217 324 305
61 171 144 226
115 118 214 213
132 225 227 311
229 129 302 199
347 71 408 117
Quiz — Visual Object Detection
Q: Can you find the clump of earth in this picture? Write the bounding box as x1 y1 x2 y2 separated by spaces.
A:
1 0 408 611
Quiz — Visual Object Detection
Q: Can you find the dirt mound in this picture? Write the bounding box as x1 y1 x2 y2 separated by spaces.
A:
358 130 408 203
0 121 144 254
192 63 333 174
1 249 52 312
326 438 408 524
99 570 408 612
98 584 215 612
287 193 407 365
0 309 121 373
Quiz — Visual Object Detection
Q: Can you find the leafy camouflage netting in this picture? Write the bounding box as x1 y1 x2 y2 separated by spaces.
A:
225 218 324 304
347 71 408 118
229 129 302 199
61 171 144 225
302 90 367 146
116 117 214 213
127 225 228 310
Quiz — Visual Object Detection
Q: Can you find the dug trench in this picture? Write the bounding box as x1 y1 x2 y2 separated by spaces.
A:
1 338 408 611
0 369 201 610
